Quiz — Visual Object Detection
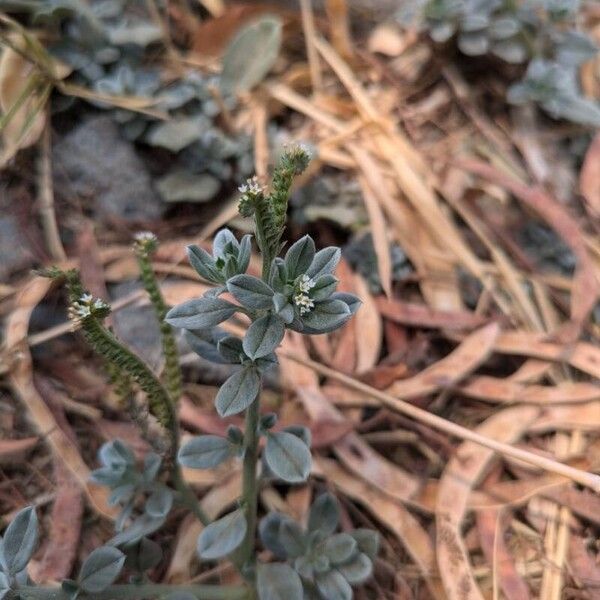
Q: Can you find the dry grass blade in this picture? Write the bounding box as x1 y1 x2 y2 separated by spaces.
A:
279 350 600 493
436 405 539 600
4 276 116 518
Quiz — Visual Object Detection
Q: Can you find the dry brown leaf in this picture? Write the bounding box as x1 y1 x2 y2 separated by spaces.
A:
5 276 116 518
459 376 600 405
579 131 600 220
386 322 499 399
377 296 488 330
367 23 409 57
436 406 539 600
476 508 531 600
0 437 37 464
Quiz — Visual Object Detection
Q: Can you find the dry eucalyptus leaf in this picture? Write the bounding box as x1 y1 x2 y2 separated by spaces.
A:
219 15 282 95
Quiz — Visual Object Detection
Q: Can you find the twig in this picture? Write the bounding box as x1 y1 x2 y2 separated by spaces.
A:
279 350 600 494
299 0 323 94
37 122 66 261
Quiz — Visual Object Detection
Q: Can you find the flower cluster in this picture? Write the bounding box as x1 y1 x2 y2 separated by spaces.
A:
133 231 158 255
68 293 110 325
294 274 316 315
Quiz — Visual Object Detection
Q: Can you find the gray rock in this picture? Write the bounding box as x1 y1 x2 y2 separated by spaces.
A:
53 115 163 222
0 215 35 279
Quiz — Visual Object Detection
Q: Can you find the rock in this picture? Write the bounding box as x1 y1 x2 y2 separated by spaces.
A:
0 215 35 279
53 115 163 222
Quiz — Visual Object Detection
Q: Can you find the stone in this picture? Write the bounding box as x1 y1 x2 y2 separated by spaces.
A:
53 115 163 222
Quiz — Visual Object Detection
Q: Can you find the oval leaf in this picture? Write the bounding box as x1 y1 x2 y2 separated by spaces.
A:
227 275 274 310
284 235 315 280
178 435 234 469
264 431 311 483
78 546 125 593
350 529 379 560
220 16 282 95
243 314 285 359
257 563 303 600
337 552 373 584
315 569 352 600
301 299 350 333
145 487 173 518
215 367 261 417
197 509 247 560
0 506 38 575
165 297 238 330
308 493 339 536
321 533 357 565
306 247 341 279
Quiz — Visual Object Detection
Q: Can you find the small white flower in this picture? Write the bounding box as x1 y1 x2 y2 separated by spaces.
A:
238 176 263 196
298 274 315 294
80 293 93 304
294 293 315 315
134 231 156 243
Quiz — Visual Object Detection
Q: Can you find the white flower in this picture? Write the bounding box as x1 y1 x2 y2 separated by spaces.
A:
80 293 93 304
238 175 263 196
294 293 315 315
134 231 156 243
298 274 315 294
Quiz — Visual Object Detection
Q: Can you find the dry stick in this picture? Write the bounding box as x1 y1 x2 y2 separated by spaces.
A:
279 351 600 494
37 123 66 261
299 0 323 93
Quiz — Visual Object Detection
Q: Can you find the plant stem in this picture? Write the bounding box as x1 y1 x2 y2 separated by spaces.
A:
18 584 249 600
236 392 261 571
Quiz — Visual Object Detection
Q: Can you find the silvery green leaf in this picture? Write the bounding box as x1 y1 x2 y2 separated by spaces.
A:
100 440 135 468
283 425 312 447
278 521 306 558
294 555 314 580
337 552 373 584
109 514 165 547
310 275 338 301
220 16 282 94
489 16 520 39
255 352 279 373
236 234 252 274
272 294 294 324
259 413 278 430
107 22 162 46
227 275 274 309
197 509 247 559
330 292 361 315
0 506 38 574
269 259 288 292
90 466 126 487
115 504 134 534
284 235 316 279
157 171 221 203
556 31 598 67
215 367 260 417
137 537 162 571
308 494 339 536
146 117 207 152
78 546 125 593
108 484 135 506
259 513 294 559
350 529 380 560
187 245 221 283
313 555 330 574
257 563 303 600
315 569 352 600
545 95 600 127
243 314 285 359
264 431 311 483
143 453 162 482
458 31 489 55
460 14 489 33
213 229 238 257
0 572 10 600
306 247 341 279
165 297 238 330
321 534 357 565
178 435 235 469
145 487 173 518
204 286 227 298
217 336 245 363
491 40 528 63
227 425 244 445
185 328 229 364
61 579 78 597
429 21 455 42
301 299 351 333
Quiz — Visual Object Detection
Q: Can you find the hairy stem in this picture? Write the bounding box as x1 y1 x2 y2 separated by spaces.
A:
135 246 182 402
17 584 249 600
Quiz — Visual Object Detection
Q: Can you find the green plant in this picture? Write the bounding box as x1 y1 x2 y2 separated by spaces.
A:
7 146 378 600
398 0 600 126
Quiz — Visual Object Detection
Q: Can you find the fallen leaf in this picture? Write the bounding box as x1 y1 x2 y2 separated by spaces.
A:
579 131 600 220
